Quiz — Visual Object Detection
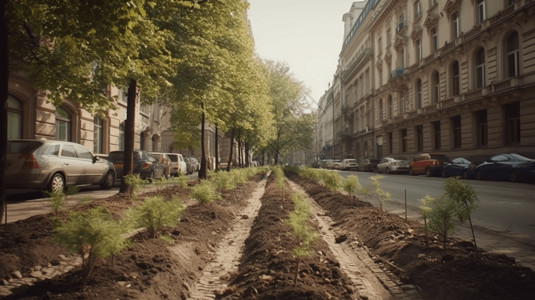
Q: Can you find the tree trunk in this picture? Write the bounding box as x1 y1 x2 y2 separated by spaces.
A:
237 130 242 167
274 148 280 165
119 79 137 194
215 125 219 170
226 127 235 172
198 102 207 179
244 141 250 167
0 0 8 224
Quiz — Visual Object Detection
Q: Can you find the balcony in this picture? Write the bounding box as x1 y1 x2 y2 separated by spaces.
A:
390 67 405 79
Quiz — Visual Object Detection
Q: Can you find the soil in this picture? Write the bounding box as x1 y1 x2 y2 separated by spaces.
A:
0 169 534 300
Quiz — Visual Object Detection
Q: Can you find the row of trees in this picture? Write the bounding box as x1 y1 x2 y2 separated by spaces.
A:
0 0 314 223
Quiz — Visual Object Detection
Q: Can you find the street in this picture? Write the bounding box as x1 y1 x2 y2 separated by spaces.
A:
339 170 535 270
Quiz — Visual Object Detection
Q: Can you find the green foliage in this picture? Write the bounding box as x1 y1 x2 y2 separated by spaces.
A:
54 207 130 289
443 177 479 249
159 235 175 244
298 167 322 182
209 170 237 192
419 195 435 248
124 196 184 238
320 171 344 192
426 195 461 249
190 180 221 204
368 175 391 210
343 175 362 199
124 174 148 199
176 175 189 189
273 165 285 189
44 185 80 216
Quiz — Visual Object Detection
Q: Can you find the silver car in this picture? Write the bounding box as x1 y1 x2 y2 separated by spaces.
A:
6 139 116 192
377 156 410 174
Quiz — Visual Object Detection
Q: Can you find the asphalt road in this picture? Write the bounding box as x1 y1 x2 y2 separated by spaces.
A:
339 170 535 270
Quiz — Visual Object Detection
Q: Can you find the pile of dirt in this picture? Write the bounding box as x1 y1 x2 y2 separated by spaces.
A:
1 170 535 300
286 171 535 300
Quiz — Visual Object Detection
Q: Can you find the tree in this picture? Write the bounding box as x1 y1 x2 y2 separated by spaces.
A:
444 177 479 250
263 61 313 164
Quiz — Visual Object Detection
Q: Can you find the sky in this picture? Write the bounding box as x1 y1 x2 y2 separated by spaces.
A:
247 0 357 106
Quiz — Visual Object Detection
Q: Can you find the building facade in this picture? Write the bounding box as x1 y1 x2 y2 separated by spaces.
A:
316 0 535 161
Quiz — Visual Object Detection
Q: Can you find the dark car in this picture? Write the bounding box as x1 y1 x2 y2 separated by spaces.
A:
474 153 535 182
107 150 166 182
5 139 115 192
358 158 380 172
441 157 486 179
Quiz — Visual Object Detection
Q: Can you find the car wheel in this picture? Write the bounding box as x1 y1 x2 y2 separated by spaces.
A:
100 171 115 189
48 173 65 192
475 170 484 180
147 170 155 183
386 168 390 174
510 171 518 182
409 168 415 176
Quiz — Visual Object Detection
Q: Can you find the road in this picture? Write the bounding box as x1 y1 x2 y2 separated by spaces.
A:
339 170 535 270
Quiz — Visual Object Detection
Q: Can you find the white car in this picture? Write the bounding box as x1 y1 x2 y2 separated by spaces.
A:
377 156 410 174
340 159 358 170
165 153 187 176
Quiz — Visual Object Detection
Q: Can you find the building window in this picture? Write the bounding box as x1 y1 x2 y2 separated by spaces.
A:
476 0 486 25
475 48 486 88
379 99 384 121
119 122 125 150
7 95 23 140
55 106 72 141
506 31 519 78
416 38 422 61
416 125 424 152
387 95 393 119
452 61 460 96
94 116 103 154
432 121 441 150
388 132 393 154
475 110 488 147
452 12 460 40
431 27 438 51
432 71 440 103
414 1 422 19
504 102 520 145
399 88 407 115
401 129 408 152
452 115 462 148
416 79 422 109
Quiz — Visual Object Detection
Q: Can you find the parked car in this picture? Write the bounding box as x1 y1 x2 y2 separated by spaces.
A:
5 139 116 192
330 160 342 169
166 153 187 176
187 157 199 172
377 156 409 174
474 153 535 182
441 157 485 179
409 153 450 176
149 152 171 178
107 150 166 182
339 159 358 170
358 158 380 172
185 157 200 175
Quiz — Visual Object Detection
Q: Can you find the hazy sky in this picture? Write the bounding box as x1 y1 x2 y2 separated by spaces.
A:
247 0 356 106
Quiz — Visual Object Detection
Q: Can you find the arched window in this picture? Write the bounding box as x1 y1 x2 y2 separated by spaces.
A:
416 79 422 109
505 31 519 78
7 95 23 139
119 122 125 150
55 106 72 141
93 116 103 154
475 48 486 88
432 71 440 103
452 61 460 96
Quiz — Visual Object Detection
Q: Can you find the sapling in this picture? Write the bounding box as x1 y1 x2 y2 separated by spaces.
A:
123 196 184 238
54 207 130 291
190 180 221 204
343 175 362 200
426 195 459 250
368 175 391 211
418 195 435 248
443 177 479 250
285 192 318 286
320 171 344 191
124 174 148 200
44 185 80 216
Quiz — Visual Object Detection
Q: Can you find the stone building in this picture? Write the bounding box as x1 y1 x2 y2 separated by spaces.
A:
316 0 535 161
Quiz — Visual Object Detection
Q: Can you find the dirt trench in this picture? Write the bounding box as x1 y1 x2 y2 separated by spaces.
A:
186 175 409 299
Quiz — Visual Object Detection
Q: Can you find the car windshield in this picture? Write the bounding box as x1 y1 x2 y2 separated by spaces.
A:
392 156 407 160
510 153 534 161
430 154 449 161
168 155 178 162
